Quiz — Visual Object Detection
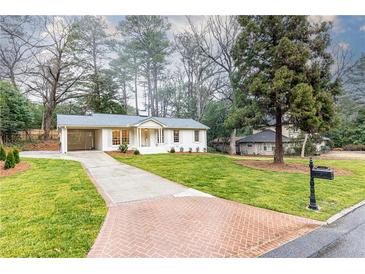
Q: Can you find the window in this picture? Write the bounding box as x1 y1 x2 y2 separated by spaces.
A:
157 129 164 143
247 143 253 147
173 130 179 143
194 130 199 142
264 146 267 151
122 129 129 144
112 130 120 145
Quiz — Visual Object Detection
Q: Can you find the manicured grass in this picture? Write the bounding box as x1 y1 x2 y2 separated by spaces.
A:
0 158 107 258
113 153 365 221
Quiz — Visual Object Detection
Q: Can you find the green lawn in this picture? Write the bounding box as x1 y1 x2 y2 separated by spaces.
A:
113 153 365 221
0 158 107 258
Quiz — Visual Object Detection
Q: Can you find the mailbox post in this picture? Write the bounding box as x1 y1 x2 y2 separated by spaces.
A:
308 157 334 211
308 158 318 210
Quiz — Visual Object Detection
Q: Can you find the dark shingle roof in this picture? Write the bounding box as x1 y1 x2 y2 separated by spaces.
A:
236 130 290 143
57 113 209 129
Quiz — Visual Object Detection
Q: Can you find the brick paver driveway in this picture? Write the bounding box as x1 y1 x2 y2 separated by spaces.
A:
21 151 322 258
88 197 321 258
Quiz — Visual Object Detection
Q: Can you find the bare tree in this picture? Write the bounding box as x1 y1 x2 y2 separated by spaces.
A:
0 16 40 89
26 16 86 139
187 16 240 154
174 30 224 121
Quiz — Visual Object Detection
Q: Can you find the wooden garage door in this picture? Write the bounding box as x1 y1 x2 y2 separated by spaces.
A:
67 129 95 151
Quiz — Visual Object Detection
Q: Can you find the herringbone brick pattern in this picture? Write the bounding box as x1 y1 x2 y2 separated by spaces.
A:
88 197 322 258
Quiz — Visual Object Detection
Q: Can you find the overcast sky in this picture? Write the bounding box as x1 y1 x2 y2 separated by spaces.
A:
106 15 365 58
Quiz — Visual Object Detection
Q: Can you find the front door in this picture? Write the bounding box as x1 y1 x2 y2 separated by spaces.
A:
141 129 150 147
67 129 95 151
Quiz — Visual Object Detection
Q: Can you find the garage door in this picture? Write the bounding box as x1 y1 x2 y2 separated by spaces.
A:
67 129 95 151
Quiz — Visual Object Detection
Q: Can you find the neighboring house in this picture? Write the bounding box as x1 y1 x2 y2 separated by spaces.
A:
211 136 242 154
236 130 292 156
236 125 330 156
57 113 209 154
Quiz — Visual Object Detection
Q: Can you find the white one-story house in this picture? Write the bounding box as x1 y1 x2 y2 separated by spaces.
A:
57 113 209 154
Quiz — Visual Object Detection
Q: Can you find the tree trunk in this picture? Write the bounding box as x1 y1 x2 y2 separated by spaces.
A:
153 64 159 116
301 133 308 158
146 62 153 116
134 58 139 116
43 104 55 140
274 108 284 164
122 81 127 110
229 129 236 155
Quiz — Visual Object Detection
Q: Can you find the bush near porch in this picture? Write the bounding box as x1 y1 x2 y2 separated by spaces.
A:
113 153 365 221
0 158 107 257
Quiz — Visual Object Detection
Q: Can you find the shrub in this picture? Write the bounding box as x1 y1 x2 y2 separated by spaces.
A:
196 147 200 152
118 143 128 153
13 147 20 164
133 149 140 155
343 144 365 151
170 147 175 153
189 147 192 153
0 145 6 161
4 151 15 169
180 147 184 152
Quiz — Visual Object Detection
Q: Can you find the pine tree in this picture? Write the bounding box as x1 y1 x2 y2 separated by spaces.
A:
231 16 340 163
4 151 15 169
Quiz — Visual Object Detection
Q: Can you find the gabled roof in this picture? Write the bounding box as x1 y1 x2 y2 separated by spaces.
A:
57 113 209 129
236 130 290 143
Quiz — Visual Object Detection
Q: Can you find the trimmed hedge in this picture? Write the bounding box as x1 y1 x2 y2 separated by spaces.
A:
4 151 15 169
0 145 6 161
13 148 20 164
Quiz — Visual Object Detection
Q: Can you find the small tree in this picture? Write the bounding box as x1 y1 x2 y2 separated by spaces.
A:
4 151 15 169
13 147 20 164
0 145 6 161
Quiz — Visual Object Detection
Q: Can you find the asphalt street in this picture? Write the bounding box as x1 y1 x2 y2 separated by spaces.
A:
261 204 365 258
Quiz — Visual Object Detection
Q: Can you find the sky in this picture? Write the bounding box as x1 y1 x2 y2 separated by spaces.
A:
106 15 365 59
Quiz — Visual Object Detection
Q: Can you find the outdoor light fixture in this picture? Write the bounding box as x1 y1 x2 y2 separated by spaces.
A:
308 158 334 210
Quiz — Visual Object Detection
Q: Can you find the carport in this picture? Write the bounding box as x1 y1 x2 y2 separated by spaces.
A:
67 129 96 151
59 128 102 153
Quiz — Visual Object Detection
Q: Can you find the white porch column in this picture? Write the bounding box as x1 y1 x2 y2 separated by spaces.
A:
61 127 67 153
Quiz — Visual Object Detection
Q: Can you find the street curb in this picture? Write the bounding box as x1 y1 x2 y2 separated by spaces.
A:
326 200 365 225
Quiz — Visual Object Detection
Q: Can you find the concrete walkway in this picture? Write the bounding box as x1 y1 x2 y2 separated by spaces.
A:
20 151 210 204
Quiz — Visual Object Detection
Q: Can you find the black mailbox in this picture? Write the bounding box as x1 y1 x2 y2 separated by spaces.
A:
308 158 335 211
312 166 334 180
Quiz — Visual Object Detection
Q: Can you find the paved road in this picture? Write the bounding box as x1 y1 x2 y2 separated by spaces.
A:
262 204 365 258
315 210 365 258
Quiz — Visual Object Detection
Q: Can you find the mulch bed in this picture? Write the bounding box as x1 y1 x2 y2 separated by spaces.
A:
21 140 59 151
0 161 31 177
235 160 353 176
106 151 136 157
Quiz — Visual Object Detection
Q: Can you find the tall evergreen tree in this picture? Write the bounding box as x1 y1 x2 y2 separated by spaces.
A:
118 16 171 116
231 16 340 163
0 80 33 144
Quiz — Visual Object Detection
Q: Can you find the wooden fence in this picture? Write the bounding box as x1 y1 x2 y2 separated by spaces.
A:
18 129 59 141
